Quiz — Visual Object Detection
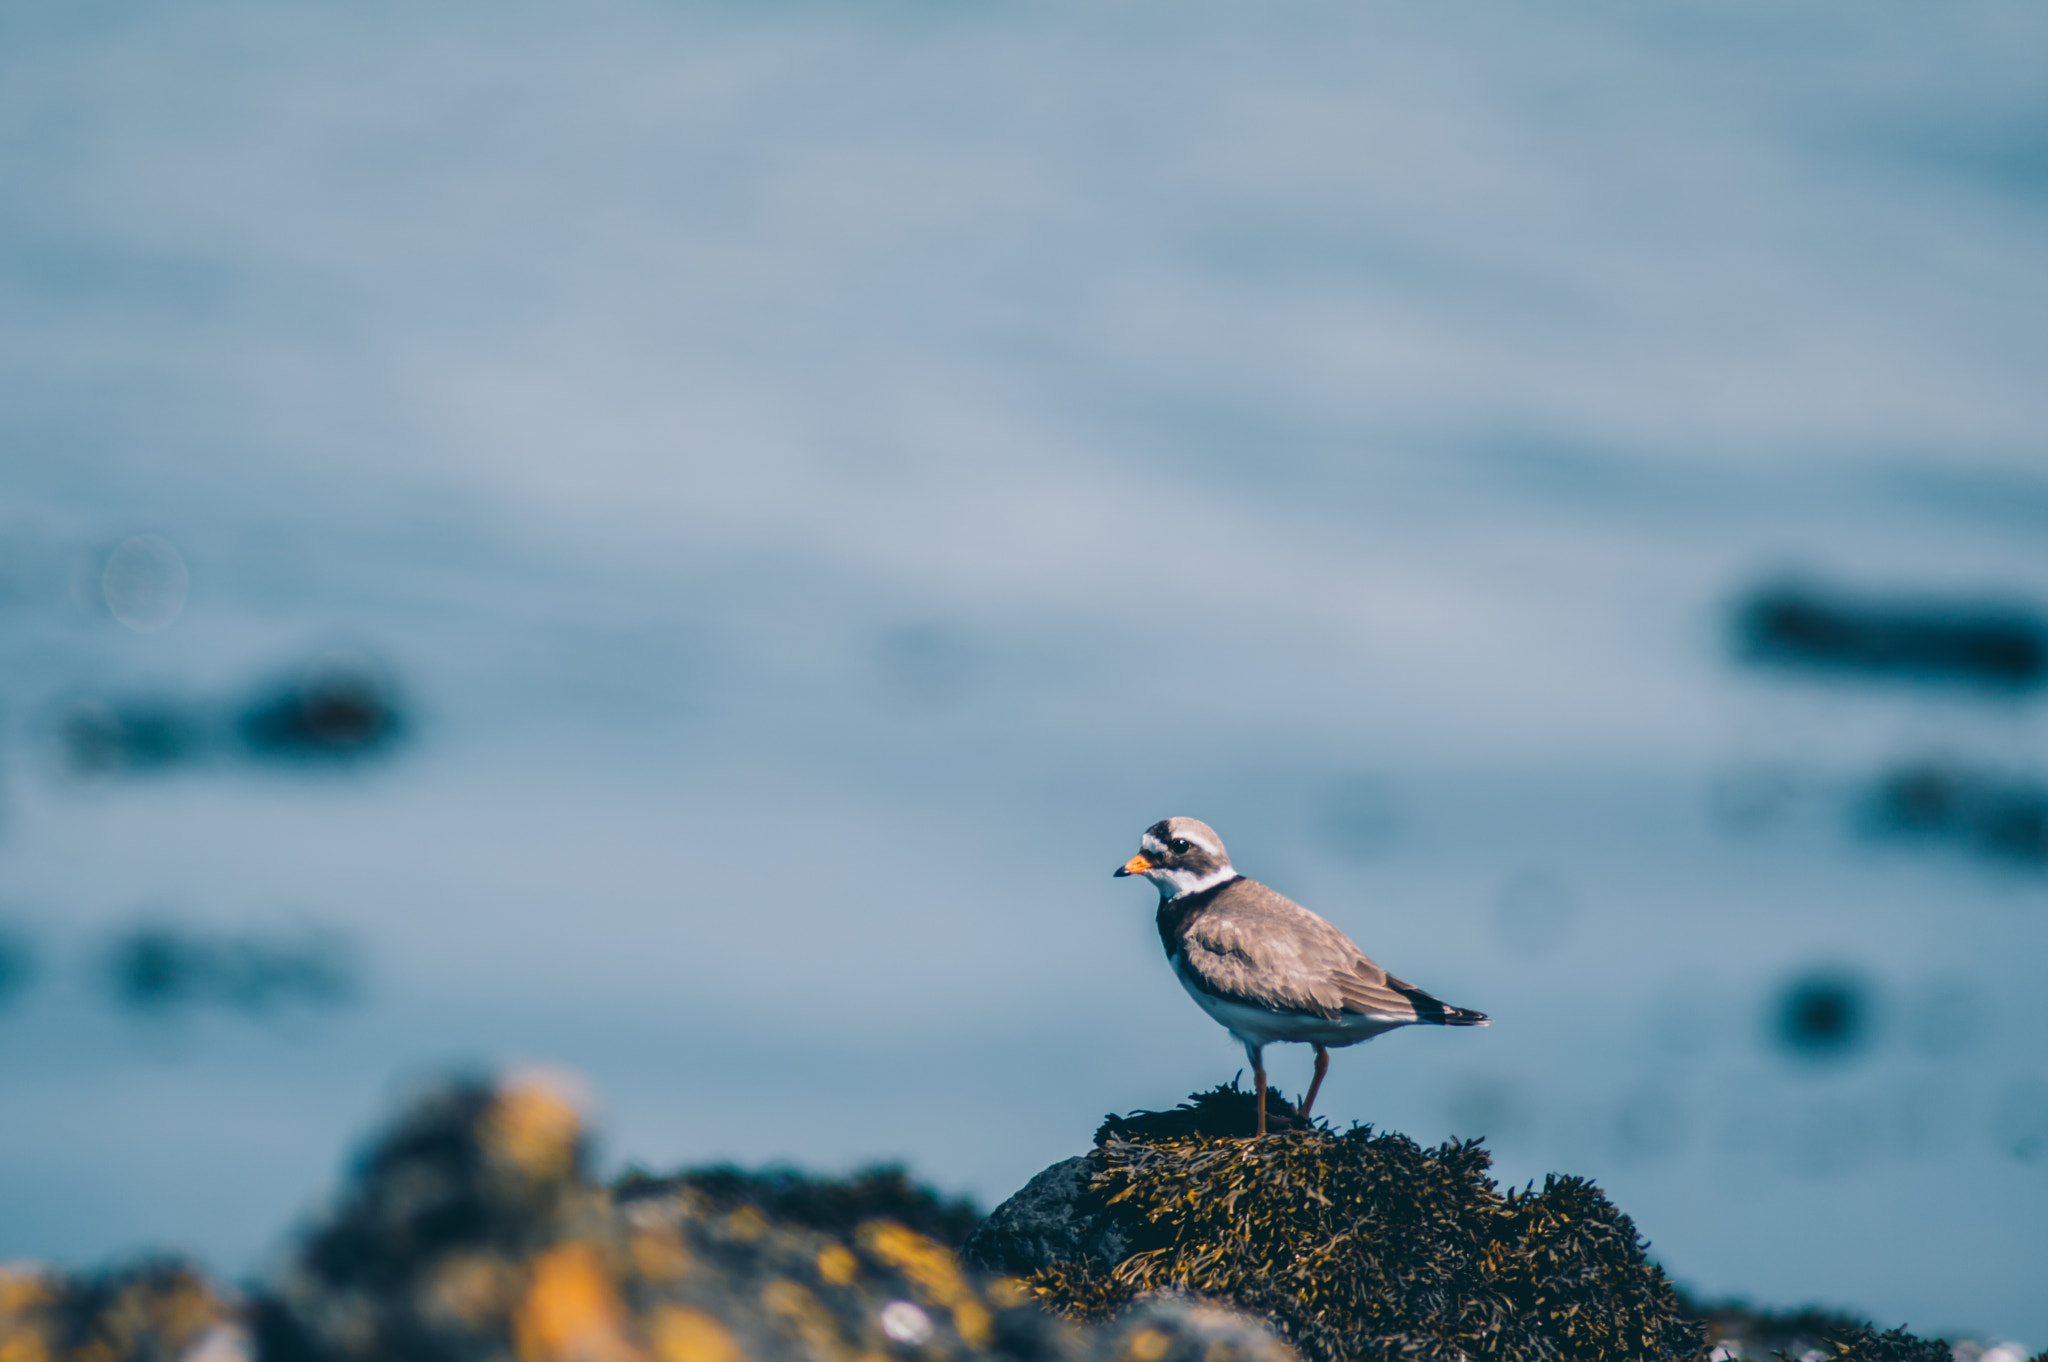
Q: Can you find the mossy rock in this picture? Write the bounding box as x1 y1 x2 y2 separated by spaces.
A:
973 1085 2010 1362
975 1084 1702 1362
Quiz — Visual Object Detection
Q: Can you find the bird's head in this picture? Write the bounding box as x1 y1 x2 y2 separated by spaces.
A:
1115 817 1238 900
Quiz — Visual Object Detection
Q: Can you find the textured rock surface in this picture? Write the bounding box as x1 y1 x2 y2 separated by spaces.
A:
0 1076 2025 1362
237 1073 1292 1362
970 1084 2005 1362
967 1087 1322 1282
961 1158 1126 1280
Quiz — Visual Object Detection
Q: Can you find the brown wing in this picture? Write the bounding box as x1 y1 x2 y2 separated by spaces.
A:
1177 878 1428 1022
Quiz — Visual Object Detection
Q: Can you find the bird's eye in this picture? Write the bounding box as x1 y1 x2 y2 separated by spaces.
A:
1170 838 1193 854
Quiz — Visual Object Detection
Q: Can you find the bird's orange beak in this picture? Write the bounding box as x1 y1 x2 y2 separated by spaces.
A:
1115 853 1153 878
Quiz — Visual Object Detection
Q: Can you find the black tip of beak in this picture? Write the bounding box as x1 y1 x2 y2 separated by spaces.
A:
1113 866 1131 877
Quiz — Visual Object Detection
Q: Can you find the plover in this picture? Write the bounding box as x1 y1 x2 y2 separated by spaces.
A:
1116 816 1488 1136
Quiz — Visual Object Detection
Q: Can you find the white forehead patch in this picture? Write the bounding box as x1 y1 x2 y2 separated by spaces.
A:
1141 832 1169 857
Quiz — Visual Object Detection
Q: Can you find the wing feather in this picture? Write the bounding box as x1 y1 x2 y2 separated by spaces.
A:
1176 879 1422 1022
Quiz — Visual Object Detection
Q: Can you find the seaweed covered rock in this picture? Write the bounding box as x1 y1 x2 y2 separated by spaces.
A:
967 1088 1319 1283
0 1075 2003 1362
971 1084 1701 1362
251 1072 1295 1362
971 1086 2013 1362
0 1258 239 1362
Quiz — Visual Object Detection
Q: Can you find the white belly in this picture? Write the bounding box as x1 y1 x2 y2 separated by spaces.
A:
1171 954 1413 1050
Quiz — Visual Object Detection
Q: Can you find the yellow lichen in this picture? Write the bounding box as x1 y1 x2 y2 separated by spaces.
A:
854 1223 965 1307
650 1306 747 1362
949 1299 994 1351
484 1082 583 1181
0 1270 48 1317
427 1254 516 1328
985 1278 1033 1310
1121 1327 1172 1362
760 1278 848 1362
854 1222 993 1350
513 1243 641 1362
630 1228 694 1284
816 1246 859 1288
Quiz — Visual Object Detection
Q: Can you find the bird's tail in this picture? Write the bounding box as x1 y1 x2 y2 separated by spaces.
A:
1388 976 1491 1026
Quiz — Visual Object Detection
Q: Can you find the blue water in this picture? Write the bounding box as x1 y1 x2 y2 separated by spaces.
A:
3 0 2047 1344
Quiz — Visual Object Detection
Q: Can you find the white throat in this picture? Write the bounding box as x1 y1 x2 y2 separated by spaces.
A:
1147 864 1238 900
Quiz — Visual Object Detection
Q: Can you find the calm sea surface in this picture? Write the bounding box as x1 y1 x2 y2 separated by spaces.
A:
2 0 2046 1343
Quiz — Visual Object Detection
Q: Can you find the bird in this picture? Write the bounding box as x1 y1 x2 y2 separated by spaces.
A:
1116 816 1488 1136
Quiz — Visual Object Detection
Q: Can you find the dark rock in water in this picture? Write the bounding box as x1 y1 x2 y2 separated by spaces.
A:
1770 970 1874 1064
617 1161 982 1250
0 1258 236 1362
56 695 206 775
104 922 362 1019
1863 761 2048 870
47 652 409 780
0 922 37 1009
1733 580 2047 690
237 653 406 763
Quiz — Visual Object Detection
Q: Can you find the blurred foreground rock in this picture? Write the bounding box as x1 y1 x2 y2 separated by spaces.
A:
0 1258 240 1362
0 1076 2032 1362
244 1073 1290 1362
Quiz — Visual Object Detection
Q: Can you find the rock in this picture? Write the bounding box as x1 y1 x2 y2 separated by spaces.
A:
1685 1300 1960 1362
616 1161 982 1250
964 1157 1128 1279
236 653 405 764
1862 760 2048 870
0 1258 239 1362
0 1075 2015 1362
1733 580 2046 690
973 1082 1704 1362
248 1071 1212 1362
1095 1297 1298 1362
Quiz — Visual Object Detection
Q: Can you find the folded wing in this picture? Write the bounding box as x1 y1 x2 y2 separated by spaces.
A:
1178 880 1486 1026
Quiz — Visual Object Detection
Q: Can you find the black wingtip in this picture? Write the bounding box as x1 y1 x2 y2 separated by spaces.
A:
1388 979 1490 1027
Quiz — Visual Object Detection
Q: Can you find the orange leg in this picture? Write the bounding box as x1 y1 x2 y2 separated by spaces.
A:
1301 1044 1329 1121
